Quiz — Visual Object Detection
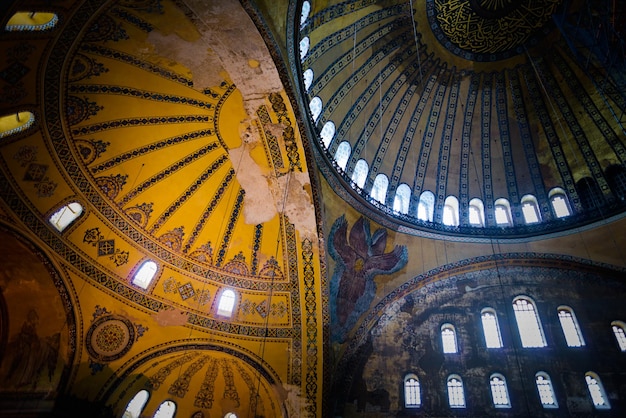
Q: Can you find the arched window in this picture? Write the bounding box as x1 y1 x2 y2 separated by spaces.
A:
122 390 149 418
521 194 541 224
512 297 547 348
606 164 626 201
611 321 626 351
468 198 485 227
303 68 313 93
494 198 513 226
224 414 237 418
5 12 58 31
393 184 411 214
351 159 368 189
371 174 389 204
0 111 35 138
300 1 311 27
447 375 466 408
404 374 421 408
557 306 585 347
320 121 335 148
217 289 236 317
441 323 458 353
442 196 459 226
133 260 158 289
309 96 322 122
490 374 511 408
49 201 83 232
549 187 572 218
153 400 176 418
585 372 610 409
481 308 503 348
334 141 351 170
417 191 434 222
535 372 558 408
299 36 310 61
576 177 604 210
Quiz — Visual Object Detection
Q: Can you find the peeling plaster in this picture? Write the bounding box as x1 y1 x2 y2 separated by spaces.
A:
152 307 189 327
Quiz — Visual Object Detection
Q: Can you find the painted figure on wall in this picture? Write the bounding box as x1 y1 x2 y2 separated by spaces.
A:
328 216 408 341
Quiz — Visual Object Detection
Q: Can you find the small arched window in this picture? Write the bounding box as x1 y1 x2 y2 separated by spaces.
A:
0 111 35 138
442 196 459 226
320 121 335 148
521 194 541 224
490 374 511 408
447 375 466 408
576 177 604 210
549 187 572 218
299 36 310 61
468 198 485 226
49 201 83 232
224 414 238 418
481 308 503 348
351 159 368 189
393 184 411 214
535 372 558 408
309 96 322 122
512 296 547 348
122 390 149 418
153 400 176 418
303 68 314 93
441 323 458 353
132 260 158 289
404 374 421 408
611 321 626 351
494 198 513 226
371 174 389 204
585 372 610 409
217 289 236 317
334 141 352 170
557 306 585 347
417 191 435 222
5 12 58 31
300 1 311 27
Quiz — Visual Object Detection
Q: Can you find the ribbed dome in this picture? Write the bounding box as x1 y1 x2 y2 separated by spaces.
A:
295 0 626 238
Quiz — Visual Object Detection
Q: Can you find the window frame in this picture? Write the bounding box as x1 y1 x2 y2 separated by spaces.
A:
557 306 585 347
512 296 547 348
404 373 421 408
217 288 237 317
585 372 611 410
49 201 84 232
611 320 626 352
132 260 158 290
481 308 503 349
447 374 466 408
535 372 558 409
489 373 511 408
441 323 458 354
122 389 150 418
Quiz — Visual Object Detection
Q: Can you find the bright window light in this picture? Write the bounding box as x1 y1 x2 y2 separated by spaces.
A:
447 376 466 408
49 202 83 232
404 375 421 408
481 309 503 348
133 261 158 289
558 307 585 347
536 372 558 408
612 321 626 351
512 297 547 348
441 324 458 353
217 289 236 317
585 373 610 409
490 374 511 408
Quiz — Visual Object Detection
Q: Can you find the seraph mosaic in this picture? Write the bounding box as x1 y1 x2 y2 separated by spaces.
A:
328 216 408 342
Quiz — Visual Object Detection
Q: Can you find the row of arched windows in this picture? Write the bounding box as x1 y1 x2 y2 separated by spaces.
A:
402 371 611 410
439 296 626 352
123 389 240 418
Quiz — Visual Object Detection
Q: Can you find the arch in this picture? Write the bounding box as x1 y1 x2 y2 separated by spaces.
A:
334 141 351 170
320 121 335 148
303 68 313 93
0 111 35 138
605 164 626 201
549 187 572 218
5 12 58 31
132 260 158 290
512 296 546 348
489 373 511 408
404 374 421 408
417 191 434 222
217 289 236 317
371 174 389 204
521 194 541 224
153 400 176 418
300 1 311 27
309 96 322 122
611 320 626 351
446 375 466 408
576 177 604 210
535 372 558 408
481 308 503 348
468 198 485 226
224 414 238 418
494 198 513 226
299 36 310 61
557 306 585 347
585 372 610 409
441 323 458 353
122 390 149 418
442 196 459 226
49 201 84 232
351 159 368 189
393 184 411 214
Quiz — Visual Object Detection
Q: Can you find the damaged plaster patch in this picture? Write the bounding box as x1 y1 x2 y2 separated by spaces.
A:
152 307 188 327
